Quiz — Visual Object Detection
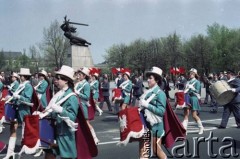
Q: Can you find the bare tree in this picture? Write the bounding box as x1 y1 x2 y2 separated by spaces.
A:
40 20 70 69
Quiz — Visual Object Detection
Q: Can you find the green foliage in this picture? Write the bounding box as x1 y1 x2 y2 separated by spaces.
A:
104 23 240 75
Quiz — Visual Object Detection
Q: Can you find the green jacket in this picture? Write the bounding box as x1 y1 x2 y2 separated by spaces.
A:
51 88 79 158
36 79 48 108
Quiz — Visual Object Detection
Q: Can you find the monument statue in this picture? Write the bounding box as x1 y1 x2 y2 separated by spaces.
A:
61 15 91 47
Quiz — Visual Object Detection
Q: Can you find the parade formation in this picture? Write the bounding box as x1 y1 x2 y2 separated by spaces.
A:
0 64 239 159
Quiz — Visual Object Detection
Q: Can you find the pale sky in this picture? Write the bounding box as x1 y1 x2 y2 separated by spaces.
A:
1 0 240 64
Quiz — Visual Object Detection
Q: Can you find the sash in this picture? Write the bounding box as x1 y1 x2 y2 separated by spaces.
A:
119 80 130 96
34 81 43 100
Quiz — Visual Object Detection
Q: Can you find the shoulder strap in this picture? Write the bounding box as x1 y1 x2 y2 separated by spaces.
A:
56 92 76 106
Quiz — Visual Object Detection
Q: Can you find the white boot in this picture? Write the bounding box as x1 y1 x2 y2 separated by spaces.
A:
90 128 100 145
33 148 44 157
3 137 16 159
95 104 103 116
197 120 204 134
182 120 188 130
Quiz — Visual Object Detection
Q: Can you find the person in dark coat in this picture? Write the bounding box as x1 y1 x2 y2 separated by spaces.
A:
218 70 240 129
99 77 112 111
131 75 143 106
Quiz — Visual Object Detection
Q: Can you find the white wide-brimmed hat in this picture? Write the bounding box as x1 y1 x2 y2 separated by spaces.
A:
11 72 20 79
38 70 48 77
189 68 198 74
123 71 130 78
78 67 90 76
146 66 162 77
55 65 74 81
18 68 31 76
93 72 99 78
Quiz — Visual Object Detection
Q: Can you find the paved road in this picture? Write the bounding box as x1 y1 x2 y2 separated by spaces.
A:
0 82 239 159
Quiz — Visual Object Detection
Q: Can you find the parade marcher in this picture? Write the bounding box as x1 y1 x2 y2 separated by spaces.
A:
113 71 124 114
90 70 103 116
161 73 171 100
35 65 79 159
138 66 167 158
7 72 20 94
182 68 204 134
35 70 49 108
0 75 4 133
119 69 132 110
219 71 228 81
99 77 112 112
3 68 33 159
131 75 143 106
218 70 240 129
0 76 3 99
75 67 99 144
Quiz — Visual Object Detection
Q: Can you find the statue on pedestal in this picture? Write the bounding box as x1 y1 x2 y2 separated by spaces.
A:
61 15 91 47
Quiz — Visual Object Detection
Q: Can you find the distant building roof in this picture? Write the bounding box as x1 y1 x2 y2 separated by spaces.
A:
1 51 22 58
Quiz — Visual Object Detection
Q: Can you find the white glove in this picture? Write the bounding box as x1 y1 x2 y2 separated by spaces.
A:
51 104 63 113
13 93 20 99
7 85 11 90
139 99 149 108
231 88 237 92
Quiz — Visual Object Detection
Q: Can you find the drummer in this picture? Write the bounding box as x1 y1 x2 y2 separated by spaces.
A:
218 69 240 129
3 68 33 159
35 70 49 108
182 68 204 134
40 65 79 159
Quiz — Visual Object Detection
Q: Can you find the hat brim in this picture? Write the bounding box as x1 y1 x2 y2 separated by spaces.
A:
55 71 74 81
38 72 47 77
145 71 161 78
78 70 89 77
18 73 31 76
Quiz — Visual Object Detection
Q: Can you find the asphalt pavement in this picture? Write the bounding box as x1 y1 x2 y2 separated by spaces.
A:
0 82 239 159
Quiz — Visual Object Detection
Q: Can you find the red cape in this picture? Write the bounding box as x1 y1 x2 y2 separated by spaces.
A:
162 100 186 148
76 98 98 159
0 88 8 119
88 92 96 120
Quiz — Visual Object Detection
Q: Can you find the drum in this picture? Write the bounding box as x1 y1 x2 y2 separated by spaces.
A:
209 80 235 105
39 118 55 149
112 88 123 103
4 103 16 121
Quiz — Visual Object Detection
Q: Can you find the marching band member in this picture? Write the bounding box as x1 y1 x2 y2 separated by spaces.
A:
218 70 240 129
3 68 33 159
0 75 4 133
0 75 3 99
7 72 20 94
183 68 204 134
119 69 132 109
90 71 103 116
139 66 167 159
40 65 79 159
35 70 49 108
75 67 100 145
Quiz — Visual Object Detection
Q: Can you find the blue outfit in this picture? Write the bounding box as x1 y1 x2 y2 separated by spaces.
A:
51 88 79 158
36 79 48 108
187 78 201 110
143 85 166 138
76 80 90 119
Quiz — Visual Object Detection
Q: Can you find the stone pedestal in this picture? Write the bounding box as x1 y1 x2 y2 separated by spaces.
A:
67 45 94 70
